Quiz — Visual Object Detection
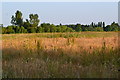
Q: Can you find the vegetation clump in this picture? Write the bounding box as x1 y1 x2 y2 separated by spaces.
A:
1 10 119 34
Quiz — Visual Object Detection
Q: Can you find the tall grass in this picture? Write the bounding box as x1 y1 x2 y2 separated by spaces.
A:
2 32 120 78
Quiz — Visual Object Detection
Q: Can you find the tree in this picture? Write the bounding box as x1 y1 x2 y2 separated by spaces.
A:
19 26 28 33
2 27 6 34
12 26 27 33
56 27 61 32
11 10 23 27
104 22 119 31
110 22 119 31
50 24 56 32
60 23 62 26
66 27 75 32
41 23 50 32
27 27 37 33
23 19 31 29
91 22 94 27
60 25 67 32
75 24 82 32
36 27 44 33
29 14 40 27
98 22 102 27
102 22 104 27
87 27 95 31
103 22 105 31
6 26 15 34
94 27 103 31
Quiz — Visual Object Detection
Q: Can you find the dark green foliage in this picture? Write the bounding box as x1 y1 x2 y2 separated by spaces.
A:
13 26 27 33
104 22 119 31
2 10 119 34
49 24 56 32
103 22 105 28
27 27 37 33
60 25 68 32
40 23 74 33
66 27 75 32
56 27 61 32
41 23 50 32
11 10 23 27
75 24 82 32
36 27 44 33
5 26 15 34
23 19 31 29
29 14 40 27
2 21 119 34
2 27 6 34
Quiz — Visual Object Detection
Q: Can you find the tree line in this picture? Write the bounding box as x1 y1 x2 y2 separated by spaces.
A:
1 10 119 34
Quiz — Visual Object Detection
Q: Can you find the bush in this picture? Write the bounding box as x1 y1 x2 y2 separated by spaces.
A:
2 27 6 34
12 26 28 33
94 27 103 31
5 26 15 34
66 27 75 32
50 24 56 32
36 27 44 33
27 27 37 33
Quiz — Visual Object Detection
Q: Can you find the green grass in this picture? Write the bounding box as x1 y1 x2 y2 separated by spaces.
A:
2 32 118 40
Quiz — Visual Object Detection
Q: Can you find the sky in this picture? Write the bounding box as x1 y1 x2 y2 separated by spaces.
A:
0 2 2 25
1 0 119 2
119 2 120 25
1 2 118 26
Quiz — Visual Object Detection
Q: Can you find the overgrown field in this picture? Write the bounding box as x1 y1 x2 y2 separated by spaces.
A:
2 32 120 78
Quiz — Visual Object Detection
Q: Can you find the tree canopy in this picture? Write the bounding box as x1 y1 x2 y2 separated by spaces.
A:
2 10 120 34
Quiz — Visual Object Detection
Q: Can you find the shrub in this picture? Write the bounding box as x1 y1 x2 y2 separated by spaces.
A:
36 27 44 33
5 26 15 34
27 27 37 33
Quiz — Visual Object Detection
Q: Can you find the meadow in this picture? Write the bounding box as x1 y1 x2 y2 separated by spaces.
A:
2 32 120 78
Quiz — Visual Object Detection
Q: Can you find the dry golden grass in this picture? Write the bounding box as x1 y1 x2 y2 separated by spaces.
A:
2 32 120 78
2 36 118 54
